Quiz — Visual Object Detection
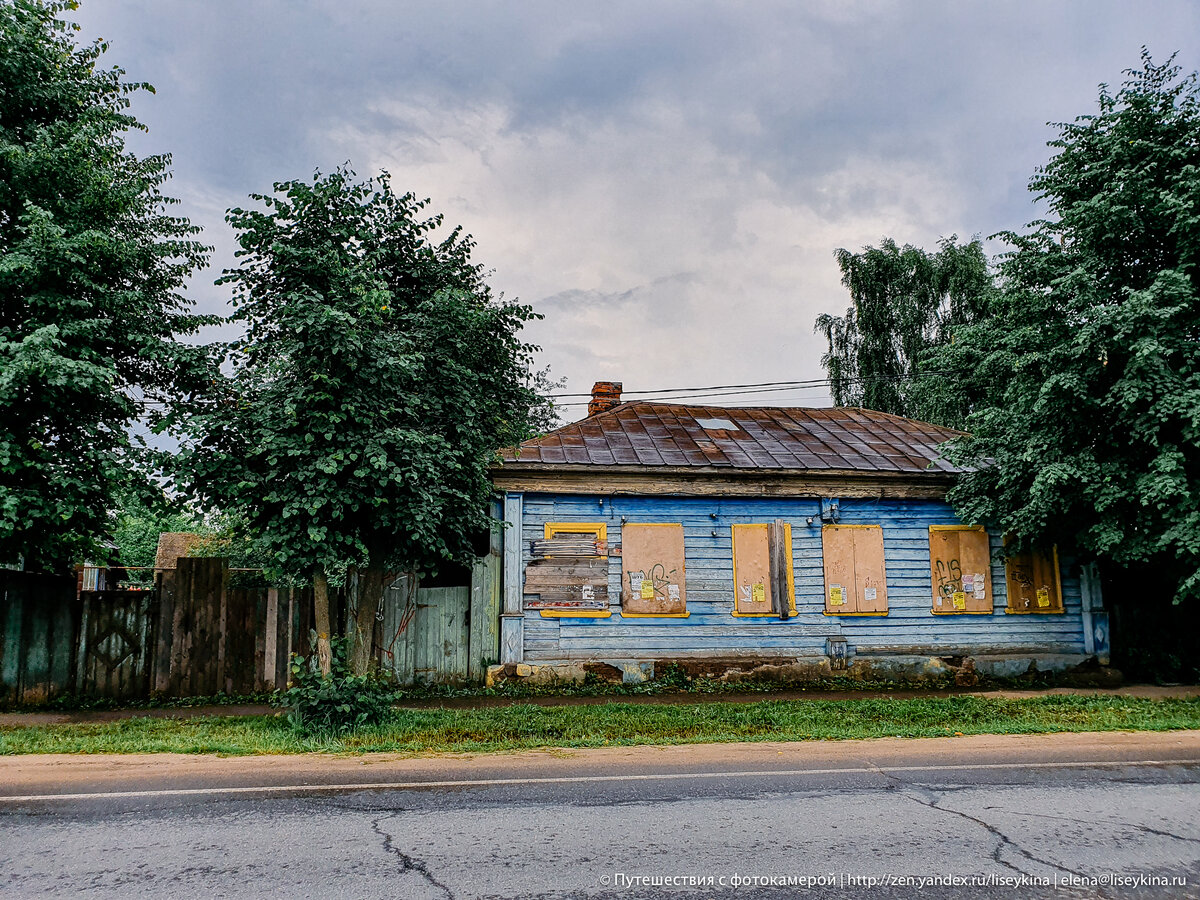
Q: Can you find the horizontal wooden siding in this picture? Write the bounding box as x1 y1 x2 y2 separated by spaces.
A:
518 493 1085 662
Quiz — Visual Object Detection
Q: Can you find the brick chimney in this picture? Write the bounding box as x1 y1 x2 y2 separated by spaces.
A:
588 381 623 416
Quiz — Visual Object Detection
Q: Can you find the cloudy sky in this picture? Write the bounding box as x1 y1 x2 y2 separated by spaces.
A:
73 0 1199 416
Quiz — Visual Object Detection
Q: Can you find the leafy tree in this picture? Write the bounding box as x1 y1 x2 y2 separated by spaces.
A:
925 52 1200 601
173 169 551 674
814 237 993 423
0 0 210 573
110 487 206 587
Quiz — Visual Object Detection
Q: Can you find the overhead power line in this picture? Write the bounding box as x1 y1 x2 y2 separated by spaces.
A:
550 371 949 408
548 378 831 399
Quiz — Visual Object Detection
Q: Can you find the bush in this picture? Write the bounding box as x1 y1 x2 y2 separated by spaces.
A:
276 637 397 736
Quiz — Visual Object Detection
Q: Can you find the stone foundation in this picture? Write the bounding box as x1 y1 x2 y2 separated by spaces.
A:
486 653 1120 688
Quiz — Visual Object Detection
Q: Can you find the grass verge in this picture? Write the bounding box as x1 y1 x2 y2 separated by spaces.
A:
2 695 1198 756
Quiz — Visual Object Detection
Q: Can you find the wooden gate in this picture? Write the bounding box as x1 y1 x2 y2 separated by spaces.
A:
79 590 156 698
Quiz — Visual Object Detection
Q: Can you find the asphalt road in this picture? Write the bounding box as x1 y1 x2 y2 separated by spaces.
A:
2 732 1199 899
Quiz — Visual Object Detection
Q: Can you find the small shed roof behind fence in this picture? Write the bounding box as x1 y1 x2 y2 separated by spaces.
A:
500 402 964 474
154 532 206 570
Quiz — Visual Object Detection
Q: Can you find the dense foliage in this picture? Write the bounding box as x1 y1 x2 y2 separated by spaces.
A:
172 169 551 670
923 52 1200 600
815 237 993 423
277 637 396 737
110 488 206 586
0 0 210 572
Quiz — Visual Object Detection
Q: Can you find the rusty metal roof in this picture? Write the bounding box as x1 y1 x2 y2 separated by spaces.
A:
500 402 964 474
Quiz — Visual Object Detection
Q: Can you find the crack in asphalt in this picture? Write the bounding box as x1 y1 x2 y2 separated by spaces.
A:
985 805 1200 846
371 814 455 900
1129 823 1200 846
868 762 1087 881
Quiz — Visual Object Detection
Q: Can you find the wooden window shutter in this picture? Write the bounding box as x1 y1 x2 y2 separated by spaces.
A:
1005 544 1064 613
732 523 795 617
621 524 688 617
929 526 992 614
523 523 609 616
821 525 888 615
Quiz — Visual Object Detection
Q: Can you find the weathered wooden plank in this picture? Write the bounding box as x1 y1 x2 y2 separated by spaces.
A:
502 493 524 616
469 548 502 681
449 587 469 681
223 588 248 694
264 588 278 690
48 592 80 698
531 537 607 557
494 469 956 499
274 589 291 688
254 587 268 690
21 599 52 702
769 520 791 620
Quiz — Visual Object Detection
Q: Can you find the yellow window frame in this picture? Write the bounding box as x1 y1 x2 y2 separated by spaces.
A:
544 522 607 557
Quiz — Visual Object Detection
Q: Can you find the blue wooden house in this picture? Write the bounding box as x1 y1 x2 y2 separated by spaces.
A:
491 383 1109 682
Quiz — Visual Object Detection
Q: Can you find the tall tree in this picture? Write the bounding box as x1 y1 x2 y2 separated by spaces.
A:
926 52 1200 601
172 169 550 674
814 237 993 423
0 0 210 573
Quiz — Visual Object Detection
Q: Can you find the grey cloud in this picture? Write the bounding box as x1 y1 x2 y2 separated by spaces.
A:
69 0 1200 407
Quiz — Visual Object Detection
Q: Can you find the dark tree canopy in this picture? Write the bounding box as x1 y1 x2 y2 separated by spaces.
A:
815 236 993 423
925 52 1200 600
173 168 551 588
0 0 210 572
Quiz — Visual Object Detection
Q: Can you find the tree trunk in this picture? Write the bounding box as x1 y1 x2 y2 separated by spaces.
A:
350 566 385 676
313 568 332 677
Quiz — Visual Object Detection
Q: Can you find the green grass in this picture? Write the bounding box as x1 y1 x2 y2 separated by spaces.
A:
2 695 1199 756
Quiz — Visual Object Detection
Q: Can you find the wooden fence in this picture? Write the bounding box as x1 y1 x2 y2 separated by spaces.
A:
1 548 501 705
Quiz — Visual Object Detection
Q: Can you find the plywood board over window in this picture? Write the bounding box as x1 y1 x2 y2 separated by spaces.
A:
731 523 796 617
929 525 992 614
1005 543 1064 614
523 522 610 618
822 525 888 616
621 523 688 617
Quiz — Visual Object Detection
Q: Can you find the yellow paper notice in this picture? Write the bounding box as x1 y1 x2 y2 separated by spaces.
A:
830 585 844 605
1037 588 1050 608
752 583 766 603
640 580 656 600
953 592 967 609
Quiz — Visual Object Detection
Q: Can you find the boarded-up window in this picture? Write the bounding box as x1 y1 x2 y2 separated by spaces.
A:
621 523 687 617
822 525 888 615
929 525 992 614
1005 544 1063 613
523 522 609 616
731 523 796 617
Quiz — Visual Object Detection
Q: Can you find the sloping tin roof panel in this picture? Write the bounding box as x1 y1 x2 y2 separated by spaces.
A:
500 402 963 475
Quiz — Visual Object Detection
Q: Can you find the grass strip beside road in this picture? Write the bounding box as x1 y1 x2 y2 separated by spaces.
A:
2 695 1198 756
